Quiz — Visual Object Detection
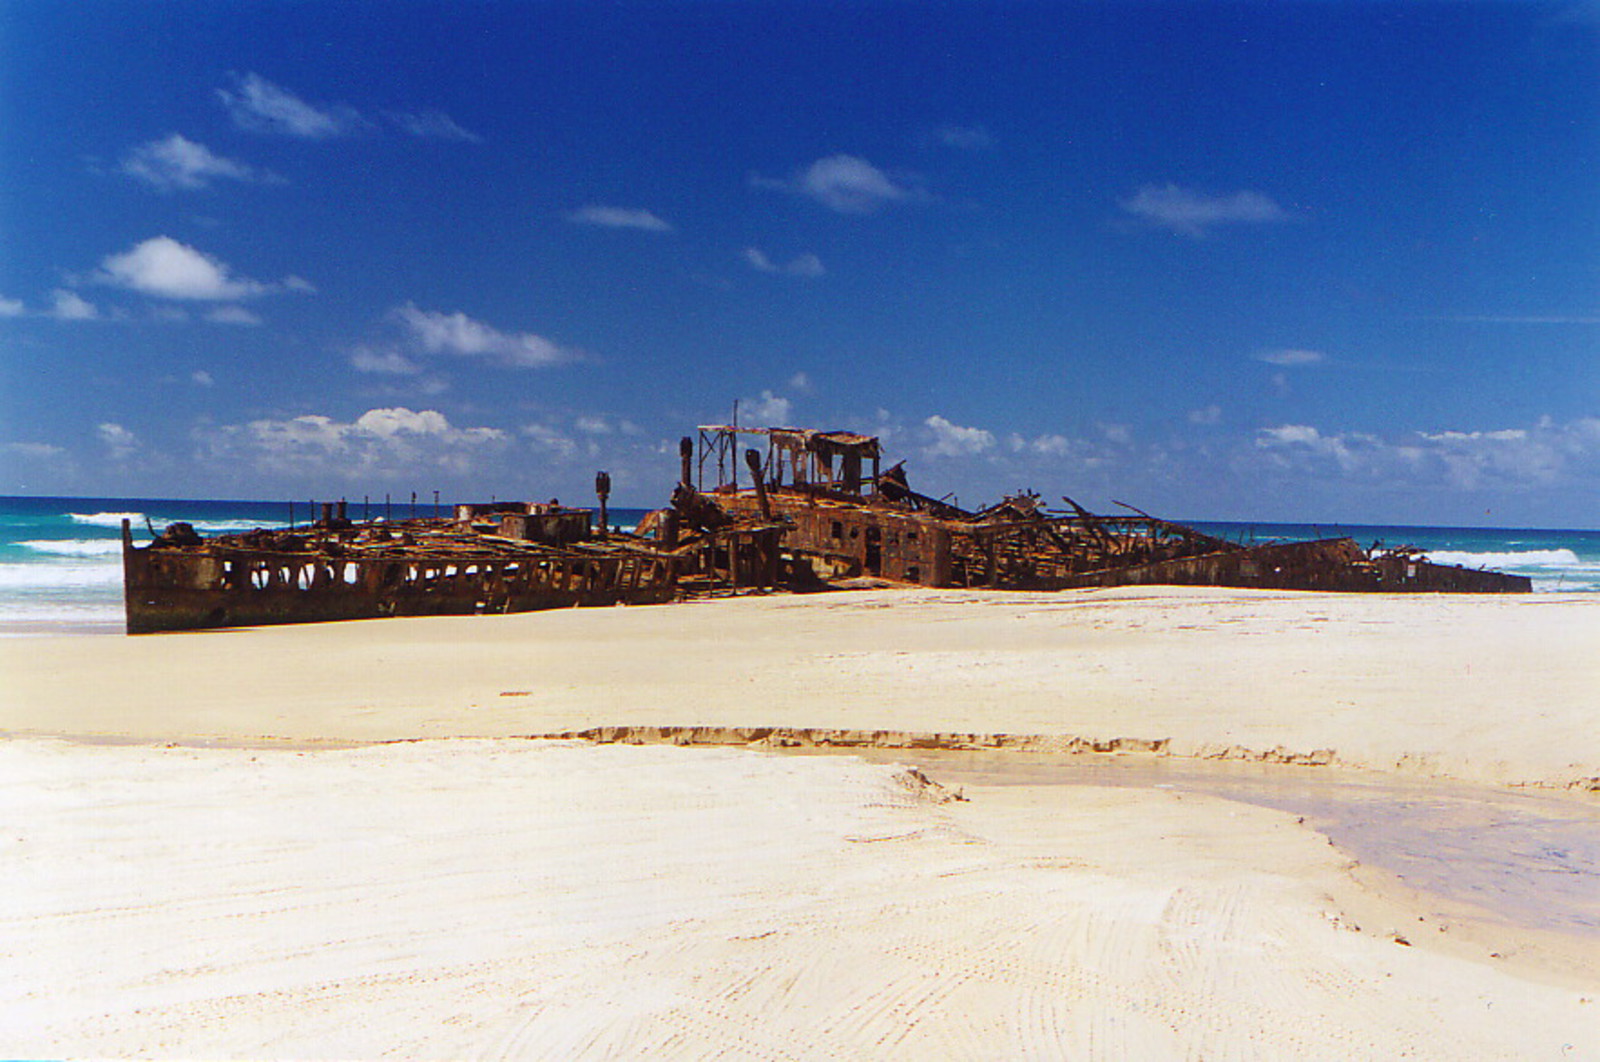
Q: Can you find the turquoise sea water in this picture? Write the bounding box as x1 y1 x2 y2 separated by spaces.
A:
2 495 1596 635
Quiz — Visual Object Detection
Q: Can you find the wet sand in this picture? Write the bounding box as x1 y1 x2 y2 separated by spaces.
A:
1 587 1596 1057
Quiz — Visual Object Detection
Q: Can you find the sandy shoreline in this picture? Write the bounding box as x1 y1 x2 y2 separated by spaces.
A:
2 587 1597 1057
2 586 1595 786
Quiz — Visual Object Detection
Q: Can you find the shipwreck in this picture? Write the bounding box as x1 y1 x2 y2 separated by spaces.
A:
121 424 1530 633
667 424 1533 595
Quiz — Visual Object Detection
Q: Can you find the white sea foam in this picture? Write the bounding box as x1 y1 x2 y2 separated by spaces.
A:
19 538 132 557
68 511 284 534
1425 548 1581 569
0 562 123 590
186 518 287 533
68 511 144 528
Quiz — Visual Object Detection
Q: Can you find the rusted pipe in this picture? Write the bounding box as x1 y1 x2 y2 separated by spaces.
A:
745 448 771 520
595 470 611 538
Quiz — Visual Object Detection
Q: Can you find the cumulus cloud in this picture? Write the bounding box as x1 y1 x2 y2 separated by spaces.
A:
757 154 920 214
571 416 638 436
1254 348 1326 367
50 290 99 320
739 390 792 425
521 423 580 458
1120 183 1289 237
567 206 674 232
1251 419 1597 491
97 422 138 461
1008 432 1073 457
390 303 572 369
383 109 482 142
206 407 509 480
0 295 24 317
97 237 290 301
191 371 215 387
206 305 262 326
1188 405 1223 425
350 345 424 376
2 441 66 461
218 73 367 138
743 248 825 277
121 134 264 191
924 415 995 457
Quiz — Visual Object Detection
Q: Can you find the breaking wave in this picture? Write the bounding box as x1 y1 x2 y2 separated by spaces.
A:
0 562 123 590
67 511 283 534
20 538 129 557
68 511 143 528
1424 548 1581 569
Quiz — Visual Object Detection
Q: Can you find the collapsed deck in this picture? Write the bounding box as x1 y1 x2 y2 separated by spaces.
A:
122 423 1532 633
683 425 1532 595
122 501 783 634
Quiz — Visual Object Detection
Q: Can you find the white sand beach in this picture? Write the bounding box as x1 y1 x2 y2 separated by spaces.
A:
1 587 1597 1058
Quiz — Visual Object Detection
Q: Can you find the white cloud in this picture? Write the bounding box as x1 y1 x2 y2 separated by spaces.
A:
739 390 792 425
208 407 509 479
1254 348 1326 367
788 371 813 394
218 73 367 138
384 109 482 142
351 345 424 375
567 206 674 232
786 253 826 278
3 441 66 460
97 422 138 460
98 237 278 301
390 303 572 369
1120 184 1289 237
743 248 825 277
121 134 262 191
521 423 580 458
206 305 262 326
1099 423 1132 446
191 371 215 387
1250 420 1585 489
924 415 995 457
50 290 98 320
1008 432 1075 457
1028 433 1073 456
758 154 918 214
0 295 23 317
1187 405 1223 425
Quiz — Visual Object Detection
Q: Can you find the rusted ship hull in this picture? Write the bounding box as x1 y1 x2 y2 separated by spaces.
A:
684 425 1533 596
121 518 680 634
121 423 1533 634
1054 536 1533 593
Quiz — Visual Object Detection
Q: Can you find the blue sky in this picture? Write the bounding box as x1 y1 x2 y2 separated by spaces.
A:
2 1 1596 525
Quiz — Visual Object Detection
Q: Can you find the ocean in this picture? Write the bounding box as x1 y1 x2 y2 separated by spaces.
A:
2 494 1596 636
